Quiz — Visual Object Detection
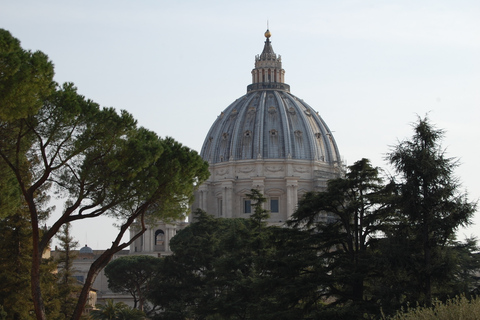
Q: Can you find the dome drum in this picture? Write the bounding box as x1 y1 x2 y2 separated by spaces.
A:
247 82 290 92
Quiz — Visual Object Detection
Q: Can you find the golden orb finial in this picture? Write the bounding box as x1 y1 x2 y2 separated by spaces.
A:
264 29 271 38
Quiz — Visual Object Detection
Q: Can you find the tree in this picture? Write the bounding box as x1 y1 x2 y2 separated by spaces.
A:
90 300 145 320
104 255 162 312
0 28 54 220
56 223 81 319
387 116 477 306
149 200 322 320
288 158 394 318
0 155 22 219
0 206 60 319
0 30 209 320
246 189 269 228
0 29 54 121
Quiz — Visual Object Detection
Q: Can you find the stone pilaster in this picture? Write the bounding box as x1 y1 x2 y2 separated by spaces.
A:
285 177 298 219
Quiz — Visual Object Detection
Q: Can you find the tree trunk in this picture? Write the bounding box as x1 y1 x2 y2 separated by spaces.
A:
70 210 147 320
26 193 47 320
71 251 114 320
31 229 46 319
423 211 432 306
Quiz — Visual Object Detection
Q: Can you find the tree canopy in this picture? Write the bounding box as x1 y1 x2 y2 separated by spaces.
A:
149 197 323 319
0 29 209 320
90 300 146 320
55 223 81 319
105 255 162 312
288 158 394 317
148 144 478 319
386 115 477 306
0 29 55 121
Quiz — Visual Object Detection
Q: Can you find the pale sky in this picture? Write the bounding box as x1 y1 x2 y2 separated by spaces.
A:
1 0 479 249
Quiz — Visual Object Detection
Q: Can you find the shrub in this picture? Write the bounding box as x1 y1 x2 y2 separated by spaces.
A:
387 296 480 320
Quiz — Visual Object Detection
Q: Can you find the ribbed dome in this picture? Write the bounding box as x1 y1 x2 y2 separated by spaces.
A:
200 30 340 165
201 90 341 164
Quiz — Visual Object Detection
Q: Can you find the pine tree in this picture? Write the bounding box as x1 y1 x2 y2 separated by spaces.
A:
0 207 60 319
105 255 162 312
56 223 81 319
288 158 393 318
246 189 269 228
387 116 477 306
149 208 321 319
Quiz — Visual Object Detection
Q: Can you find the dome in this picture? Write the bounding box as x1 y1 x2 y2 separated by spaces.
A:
200 31 340 166
79 244 93 254
200 90 340 164
194 30 342 222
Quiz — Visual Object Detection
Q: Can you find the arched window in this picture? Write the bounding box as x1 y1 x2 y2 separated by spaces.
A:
155 229 165 246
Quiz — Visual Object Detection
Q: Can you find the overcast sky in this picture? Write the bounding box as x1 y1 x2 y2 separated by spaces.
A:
2 0 479 249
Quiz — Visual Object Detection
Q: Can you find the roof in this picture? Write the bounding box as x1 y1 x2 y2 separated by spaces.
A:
200 30 341 165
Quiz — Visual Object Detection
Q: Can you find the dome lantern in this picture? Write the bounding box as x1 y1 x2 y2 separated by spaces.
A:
248 29 290 92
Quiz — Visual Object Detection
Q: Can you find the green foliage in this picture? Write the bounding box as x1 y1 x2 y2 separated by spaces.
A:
0 306 6 320
0 159 22 218
56 223 81 319
105 255 162 312
246 189 269 228
0 29 55 121
149 209 322 319
147 151 479 319
0 28 46 219
0 208 60 319
386 116 477 306
89 300 146 320
0 29 209 320
288 158 393 317
145 137 210 222
0 209 35 319
387 295 480 320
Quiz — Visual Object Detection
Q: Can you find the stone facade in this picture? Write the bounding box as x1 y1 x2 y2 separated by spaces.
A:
130 221 187 255
195 158 340 223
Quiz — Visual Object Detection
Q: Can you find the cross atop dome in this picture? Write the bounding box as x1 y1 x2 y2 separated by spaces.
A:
247 29 290 92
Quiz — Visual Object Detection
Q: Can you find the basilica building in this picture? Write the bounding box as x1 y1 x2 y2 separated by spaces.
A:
130 29 342 255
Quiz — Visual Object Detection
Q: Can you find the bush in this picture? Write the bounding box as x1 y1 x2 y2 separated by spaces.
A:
387 296 480 320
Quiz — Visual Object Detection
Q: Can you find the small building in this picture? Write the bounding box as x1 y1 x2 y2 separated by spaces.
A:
52 245 132 307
